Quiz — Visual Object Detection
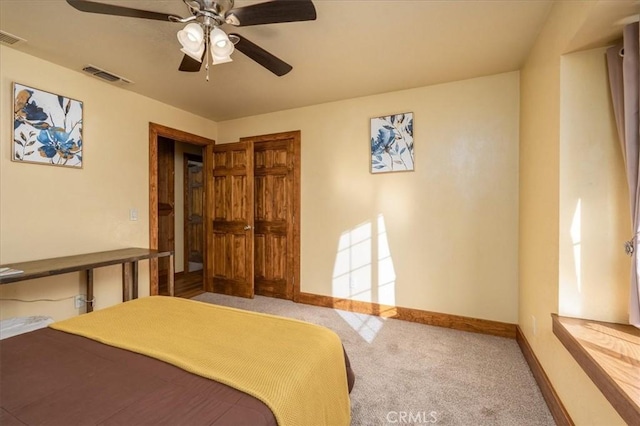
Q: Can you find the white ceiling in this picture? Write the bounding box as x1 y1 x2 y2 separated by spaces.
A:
0 1 637 121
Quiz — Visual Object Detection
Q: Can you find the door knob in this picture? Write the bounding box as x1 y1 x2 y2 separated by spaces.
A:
244 225 253 231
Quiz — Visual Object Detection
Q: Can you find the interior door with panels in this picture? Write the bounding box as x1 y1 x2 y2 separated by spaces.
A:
252 137 296 299
212 141 254 298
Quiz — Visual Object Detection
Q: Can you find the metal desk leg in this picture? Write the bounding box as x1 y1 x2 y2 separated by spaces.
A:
86 269 94 313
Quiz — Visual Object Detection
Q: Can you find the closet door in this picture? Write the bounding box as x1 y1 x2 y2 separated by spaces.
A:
253 138 296 299
212 141 255 298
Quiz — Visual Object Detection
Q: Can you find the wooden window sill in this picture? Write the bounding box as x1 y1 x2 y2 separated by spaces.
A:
552 314 640 424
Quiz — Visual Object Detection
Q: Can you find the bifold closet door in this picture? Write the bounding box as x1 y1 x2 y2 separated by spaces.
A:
211 141 255 298
210 131 300 300
253 138 296 299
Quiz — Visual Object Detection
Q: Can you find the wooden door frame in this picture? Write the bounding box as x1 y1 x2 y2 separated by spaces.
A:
240 130 301 301
149 122 215 296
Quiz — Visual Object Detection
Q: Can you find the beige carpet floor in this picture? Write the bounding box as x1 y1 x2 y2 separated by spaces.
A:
192 292 555 426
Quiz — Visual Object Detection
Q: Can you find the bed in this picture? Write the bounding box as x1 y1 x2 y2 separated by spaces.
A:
0 296 355 426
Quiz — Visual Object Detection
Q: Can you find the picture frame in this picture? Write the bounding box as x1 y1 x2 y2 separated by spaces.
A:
370 112 414 173
13 82 83 168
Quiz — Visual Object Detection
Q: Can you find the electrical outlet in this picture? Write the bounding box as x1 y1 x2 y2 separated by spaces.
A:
531 315 537 336
74 295 86 309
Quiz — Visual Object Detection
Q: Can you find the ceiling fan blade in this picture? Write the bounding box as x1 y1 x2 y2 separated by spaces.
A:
231 34 293 76
228 0 316 27
66 0 178 22
179 54 204 72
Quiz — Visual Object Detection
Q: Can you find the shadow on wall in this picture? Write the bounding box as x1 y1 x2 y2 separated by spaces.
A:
331 214 396 343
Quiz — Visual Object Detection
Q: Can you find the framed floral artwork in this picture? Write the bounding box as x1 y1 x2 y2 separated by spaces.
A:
370 112 414 173
13 82 83 168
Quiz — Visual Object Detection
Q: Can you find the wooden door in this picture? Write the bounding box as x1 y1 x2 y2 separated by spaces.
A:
243 131 300 300
252 139 293 299
212 141 254 298
157 136 175 295
184 154 204 272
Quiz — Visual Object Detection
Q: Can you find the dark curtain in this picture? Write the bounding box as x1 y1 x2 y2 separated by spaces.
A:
606 22 640 328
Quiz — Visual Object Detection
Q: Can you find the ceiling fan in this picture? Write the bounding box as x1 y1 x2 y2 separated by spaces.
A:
65 0 317 78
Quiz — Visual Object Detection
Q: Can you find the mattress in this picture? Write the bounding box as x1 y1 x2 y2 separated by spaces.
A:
0 316 53 340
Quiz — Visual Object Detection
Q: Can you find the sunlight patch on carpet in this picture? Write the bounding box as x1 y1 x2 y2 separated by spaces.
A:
335 310 386 344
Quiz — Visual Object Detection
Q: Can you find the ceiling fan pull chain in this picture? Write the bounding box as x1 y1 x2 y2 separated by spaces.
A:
205 28 210 82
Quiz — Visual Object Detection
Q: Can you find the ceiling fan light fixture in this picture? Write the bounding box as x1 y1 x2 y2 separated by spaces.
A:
177 23 204 51
180 44 204 62
210 27 234 63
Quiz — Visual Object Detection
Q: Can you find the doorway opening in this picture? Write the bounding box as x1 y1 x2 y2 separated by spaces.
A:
149 123 215 297
179 152 205 297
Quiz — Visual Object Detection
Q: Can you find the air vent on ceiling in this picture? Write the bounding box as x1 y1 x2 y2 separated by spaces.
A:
82 65 133 85
0 30 26 46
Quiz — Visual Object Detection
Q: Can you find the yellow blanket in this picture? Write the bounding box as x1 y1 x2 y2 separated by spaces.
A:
50 296 350 426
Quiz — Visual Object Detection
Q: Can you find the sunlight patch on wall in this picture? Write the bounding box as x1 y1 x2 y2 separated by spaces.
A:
332 222 373 301
332 214 396 342
560 199 583 317
377 214 396 306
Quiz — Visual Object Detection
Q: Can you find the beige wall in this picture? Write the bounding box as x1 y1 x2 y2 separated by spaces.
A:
559 47 629 323
0 47 217 320
519 2 626 424
219 72 520 324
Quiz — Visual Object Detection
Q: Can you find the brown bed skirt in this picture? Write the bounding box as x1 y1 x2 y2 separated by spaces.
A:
1 328 354 425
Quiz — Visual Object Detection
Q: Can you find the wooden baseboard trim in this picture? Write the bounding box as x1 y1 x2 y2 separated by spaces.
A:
516 326 574 426
296 292 516 338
